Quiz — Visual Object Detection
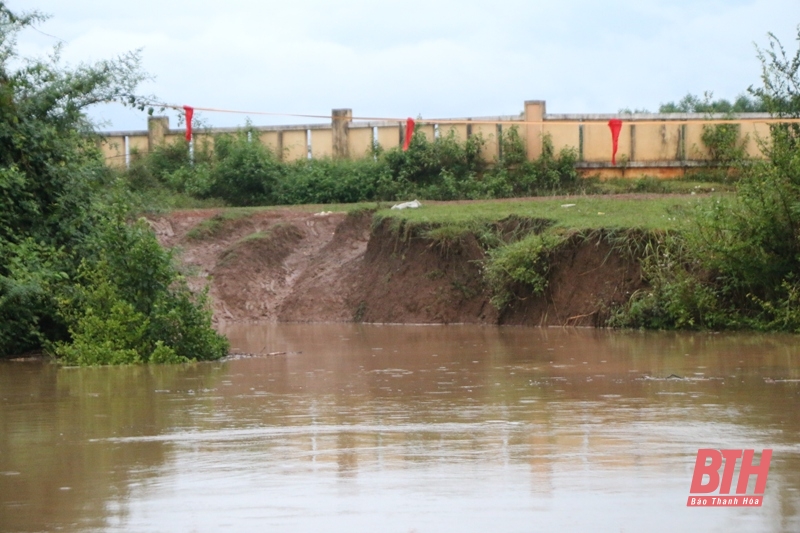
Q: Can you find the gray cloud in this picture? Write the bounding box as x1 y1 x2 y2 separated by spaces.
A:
9 0 799 131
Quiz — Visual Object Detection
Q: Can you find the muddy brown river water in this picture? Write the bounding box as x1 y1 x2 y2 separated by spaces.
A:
1 324 799 532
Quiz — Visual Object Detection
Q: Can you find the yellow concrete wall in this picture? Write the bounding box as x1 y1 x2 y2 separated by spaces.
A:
685 123 710 160
348 127 374 159
376 126 400 150
437 123 500 160
415 124 435 143
544 123 580 155
439 124 468 141
743 122 771 158
258 131 281 154
101 136 126 167
163 134 183 145
283 130 308 161
632 123 681 161
105 108 779 173
310 129 333 159
582 121 630 163
193 134 215 157
128 135 149 156
472 123 498 161
525 101 546 159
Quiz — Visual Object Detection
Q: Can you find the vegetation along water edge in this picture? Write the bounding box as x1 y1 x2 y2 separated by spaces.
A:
2 2 799 364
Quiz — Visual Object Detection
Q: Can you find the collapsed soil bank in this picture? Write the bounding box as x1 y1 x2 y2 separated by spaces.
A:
148 208 645 327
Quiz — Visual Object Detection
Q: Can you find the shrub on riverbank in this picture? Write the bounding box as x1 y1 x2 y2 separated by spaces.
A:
610 28 800 332
120 124 581 207
376 198 683 318
0 6 228 363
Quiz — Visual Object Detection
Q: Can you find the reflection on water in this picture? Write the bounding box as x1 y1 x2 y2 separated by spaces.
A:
1 325 799 532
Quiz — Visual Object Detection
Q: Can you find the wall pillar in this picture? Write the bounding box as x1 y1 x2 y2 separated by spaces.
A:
332 108 352 159
524 100 546 160
148 116 169 152
276 131 284 162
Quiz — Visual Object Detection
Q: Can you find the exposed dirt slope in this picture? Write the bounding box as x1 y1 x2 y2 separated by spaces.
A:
277 210 372 322
149 208 645 327
499 231 643 327
149 208 364 325
345 217 497 324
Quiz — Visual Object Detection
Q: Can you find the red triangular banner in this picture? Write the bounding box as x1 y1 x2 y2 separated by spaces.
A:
608 119 622 165
184 105 194 142
403 118 415 151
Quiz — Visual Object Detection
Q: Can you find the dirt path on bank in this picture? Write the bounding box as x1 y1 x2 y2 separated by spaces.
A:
149 202 646 328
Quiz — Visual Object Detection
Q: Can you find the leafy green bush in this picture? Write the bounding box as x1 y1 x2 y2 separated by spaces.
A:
54 280 152 366
481 128 580 197
53 214 228 364
484 232 567 310
166 162 215 197
0 239 70 355
209 129 284 205
613 27 800 332
119 124 583 206
0 5 228 362
276 157 383 204
701 123 749 165
384 129 486 188
608 233 729 330
124 140 189 192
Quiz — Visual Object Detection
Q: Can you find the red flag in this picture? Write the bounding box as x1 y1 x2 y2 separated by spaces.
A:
402 118 415 151
183 105 194 142
608 119 622 165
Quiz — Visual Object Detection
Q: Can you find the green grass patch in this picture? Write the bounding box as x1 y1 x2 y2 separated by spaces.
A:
373 195 718 313
484 232 568 309
185 211 255 241
235 223 304 245
185 202 380 242
235 230 271 244
377 195 718 232
584 177 734 195
124 186 228 215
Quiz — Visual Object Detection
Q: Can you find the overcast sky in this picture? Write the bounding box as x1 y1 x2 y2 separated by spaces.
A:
10 0 800 132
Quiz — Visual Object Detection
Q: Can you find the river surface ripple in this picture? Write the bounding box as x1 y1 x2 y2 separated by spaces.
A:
1 324 799 532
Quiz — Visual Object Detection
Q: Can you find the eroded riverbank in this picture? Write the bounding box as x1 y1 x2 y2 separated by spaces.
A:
149 204 646 327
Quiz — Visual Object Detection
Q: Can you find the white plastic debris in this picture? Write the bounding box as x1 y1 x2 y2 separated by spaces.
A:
560 203 576 208
313 211 334 216
391 199 422 210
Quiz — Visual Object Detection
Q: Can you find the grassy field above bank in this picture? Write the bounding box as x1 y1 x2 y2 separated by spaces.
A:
375 194 722 231
131 177 733 217
172 193 724 235
175 193 730 231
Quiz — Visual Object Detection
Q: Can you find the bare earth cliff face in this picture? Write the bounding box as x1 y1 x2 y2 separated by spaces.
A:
149 208 644 328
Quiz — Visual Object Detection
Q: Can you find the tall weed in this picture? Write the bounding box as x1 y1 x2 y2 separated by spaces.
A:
121 125 583 206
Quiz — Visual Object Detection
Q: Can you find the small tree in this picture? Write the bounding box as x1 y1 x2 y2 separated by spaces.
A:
0 4 228 361
615 27 800 332
685 29 800 327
